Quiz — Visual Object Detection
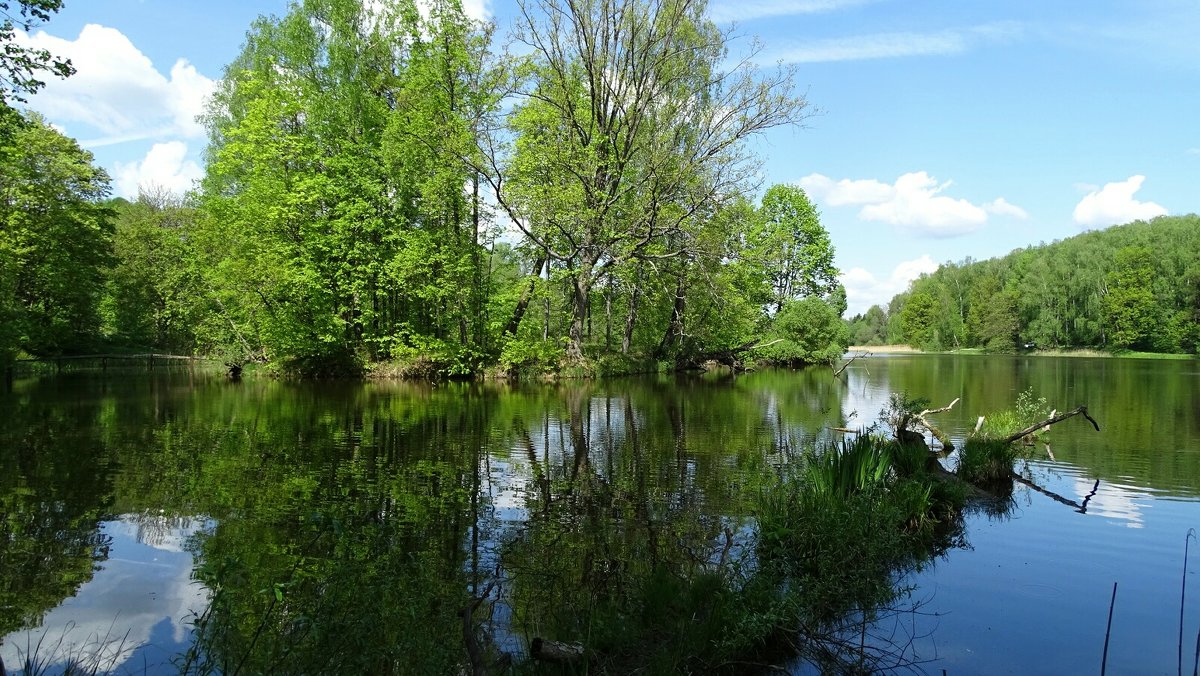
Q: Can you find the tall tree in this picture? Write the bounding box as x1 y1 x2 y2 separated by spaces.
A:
0 111 112 359
745 184 837 313
482 0 810 359
200 0 496 373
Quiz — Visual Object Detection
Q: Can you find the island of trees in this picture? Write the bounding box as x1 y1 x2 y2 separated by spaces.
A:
2 0 852 379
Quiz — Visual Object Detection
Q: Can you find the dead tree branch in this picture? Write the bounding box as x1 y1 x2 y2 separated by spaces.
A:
1001 405 1101 444
832 350 869 379
912 398 959 451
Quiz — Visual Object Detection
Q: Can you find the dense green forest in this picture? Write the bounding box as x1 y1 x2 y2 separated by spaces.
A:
847 214 1200 354
1 0 853 377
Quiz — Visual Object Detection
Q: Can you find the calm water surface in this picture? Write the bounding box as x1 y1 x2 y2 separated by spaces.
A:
1 355 1197 674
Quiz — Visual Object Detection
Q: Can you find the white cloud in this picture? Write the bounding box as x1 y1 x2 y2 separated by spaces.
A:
798 174 894 206
767 22 1021 64
16 24 214 144
113 142 203 198
707 0 873 24
801 171 1011 237
1072 175 1168 228
1187 148 1200 156
841 254 938 317
983 197 1029 219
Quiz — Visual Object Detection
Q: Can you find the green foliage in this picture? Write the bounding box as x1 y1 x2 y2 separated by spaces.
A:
99 190 204 352
847 304 889 345
756 297 850 366
804 435 893 499
0 111 113 361
497 336 563 376
1103 245 1158 350
883 215 1200 354
0 1 73 105
745 184 839 312
979 387 1051 439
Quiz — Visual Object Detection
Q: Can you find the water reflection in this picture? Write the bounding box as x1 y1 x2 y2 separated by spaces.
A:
0 515 207 675
1 356 1197 673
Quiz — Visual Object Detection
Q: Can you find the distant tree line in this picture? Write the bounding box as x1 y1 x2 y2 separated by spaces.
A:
847 215 1200 354
1 0 851 376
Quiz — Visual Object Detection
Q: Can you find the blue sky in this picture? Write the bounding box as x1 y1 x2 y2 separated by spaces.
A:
13 0 1199 315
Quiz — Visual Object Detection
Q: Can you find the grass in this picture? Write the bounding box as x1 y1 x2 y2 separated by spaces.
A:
7 620 134 676
956 438 1018 488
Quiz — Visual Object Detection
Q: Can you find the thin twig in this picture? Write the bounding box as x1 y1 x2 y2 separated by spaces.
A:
1184 529 1197 676
1102 581 1118 676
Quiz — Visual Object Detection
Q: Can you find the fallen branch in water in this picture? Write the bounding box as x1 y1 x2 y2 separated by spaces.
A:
832 351 870 379
1001 405 1100 445
914 398 959 451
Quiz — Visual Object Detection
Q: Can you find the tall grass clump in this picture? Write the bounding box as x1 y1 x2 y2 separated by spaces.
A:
804 434 894 498
956 438 1018 488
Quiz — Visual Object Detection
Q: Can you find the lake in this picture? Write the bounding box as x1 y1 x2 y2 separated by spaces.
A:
1 354 1198 674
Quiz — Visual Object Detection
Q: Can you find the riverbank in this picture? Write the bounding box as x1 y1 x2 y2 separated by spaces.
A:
848 345 1196 359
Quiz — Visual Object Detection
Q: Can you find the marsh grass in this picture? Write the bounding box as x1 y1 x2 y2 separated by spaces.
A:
7 620 134 676
956 438 1018 489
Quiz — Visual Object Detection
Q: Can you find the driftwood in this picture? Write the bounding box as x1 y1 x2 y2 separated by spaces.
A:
1001 405 1100 444
531 638 586 664
689 339 784 371
895 398 960 451
832 350 869 378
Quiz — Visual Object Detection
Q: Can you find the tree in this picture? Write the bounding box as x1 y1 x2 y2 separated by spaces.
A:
483 0 810 359
1 0 73 105
101 187 203 352
966 270 1018 351
745 184 837 313
0 111 112 360
754 296 849 366
1103 245 1157 350
848 305 888 345
900 286 939 350
200 0 497 373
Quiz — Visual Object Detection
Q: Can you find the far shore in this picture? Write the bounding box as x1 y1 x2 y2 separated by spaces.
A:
847 345 1195 359
846 345 920 354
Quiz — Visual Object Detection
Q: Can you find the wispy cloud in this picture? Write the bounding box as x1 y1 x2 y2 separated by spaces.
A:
765 21 1022 64
707 0 874 25
1187 148 1200 156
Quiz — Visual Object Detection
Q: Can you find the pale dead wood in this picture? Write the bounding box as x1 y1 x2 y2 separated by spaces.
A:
832 350 870 378
912 398 959 451
531 638 586 664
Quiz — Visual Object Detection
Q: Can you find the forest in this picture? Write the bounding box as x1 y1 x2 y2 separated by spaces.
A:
1 0 850 378
847 214 1200 355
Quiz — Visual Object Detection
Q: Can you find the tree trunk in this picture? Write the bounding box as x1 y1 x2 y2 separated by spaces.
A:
622 266 643 354
503 253 547 338
567 271 592 360
657 271 686 357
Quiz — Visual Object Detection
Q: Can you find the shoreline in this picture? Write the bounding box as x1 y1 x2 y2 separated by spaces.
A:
847 345 1195 360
